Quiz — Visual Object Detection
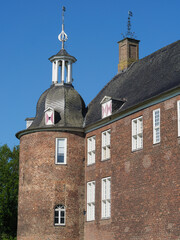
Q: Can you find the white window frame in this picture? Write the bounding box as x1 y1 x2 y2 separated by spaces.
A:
55 138 67 164
101 130 111 161
132 116 143 151
87 136 96 165
153 109 160 144
101 177 111 219
54 205 66 226
87 181 95 221
178 101 180 137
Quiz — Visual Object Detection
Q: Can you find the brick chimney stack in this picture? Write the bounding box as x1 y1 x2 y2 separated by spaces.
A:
118 38 140 72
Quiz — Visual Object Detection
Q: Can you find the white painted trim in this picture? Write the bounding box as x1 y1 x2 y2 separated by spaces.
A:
132 116 143 151
87 136 96 166
153 108 160 144
100 96 112 104
101 129 111 161
178 101 180 137
101 177 111 219
87 181 95 221
55 138 67 165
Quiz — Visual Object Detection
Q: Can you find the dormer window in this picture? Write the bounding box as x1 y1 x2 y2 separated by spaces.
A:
44 107 54 125
101 96 112 119
100 96 126 119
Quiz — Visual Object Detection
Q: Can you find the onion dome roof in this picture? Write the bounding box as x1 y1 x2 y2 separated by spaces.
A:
27 84 86 131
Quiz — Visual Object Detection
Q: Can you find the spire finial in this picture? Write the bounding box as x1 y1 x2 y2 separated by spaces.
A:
121 11 136 39
58 6 68 49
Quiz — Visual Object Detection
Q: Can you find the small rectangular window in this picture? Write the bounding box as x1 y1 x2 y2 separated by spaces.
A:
56 138 67 164
101 130 111 161
153 109 160 144
178 101 180 137
132 116 143 151
101 177 111 219
87 136 96 165
87 181 95 221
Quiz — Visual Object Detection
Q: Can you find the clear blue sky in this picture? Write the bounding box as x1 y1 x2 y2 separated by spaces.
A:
0 0 179 148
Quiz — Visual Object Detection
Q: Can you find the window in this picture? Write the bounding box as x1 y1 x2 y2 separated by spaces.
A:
153 109 160 144
178 101 180 137
54 205 65 226
56 138 67 164
132 116 143 151
87 181 95 221
101 177 111 219
101 100 112 119
102 130 111 160
87 136 96 165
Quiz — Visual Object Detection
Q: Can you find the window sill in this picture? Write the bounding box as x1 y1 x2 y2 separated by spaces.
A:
101 217 111 220
55 163 67 165
101 158 110 162
87 163 95 167
54 224 66 227
132 147 143 153
86 219 95 223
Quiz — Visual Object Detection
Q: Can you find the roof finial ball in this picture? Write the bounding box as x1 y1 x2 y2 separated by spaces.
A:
58 6 68 49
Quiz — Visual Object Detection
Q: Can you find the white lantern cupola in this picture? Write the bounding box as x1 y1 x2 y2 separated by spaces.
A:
49 6 76 85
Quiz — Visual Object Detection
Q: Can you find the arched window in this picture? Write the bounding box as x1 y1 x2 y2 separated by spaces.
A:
54 205 65 225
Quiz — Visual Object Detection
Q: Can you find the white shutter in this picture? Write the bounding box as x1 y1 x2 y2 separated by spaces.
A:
101 177 111 218
87 136 96 165
178 101 180 136
87 181 95 221
107 131 111 146
153 109 160 144
132 117 143 151
92 137 95 151
102 130 111 160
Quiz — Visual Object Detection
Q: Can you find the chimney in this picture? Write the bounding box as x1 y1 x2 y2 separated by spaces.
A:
118 38 140 72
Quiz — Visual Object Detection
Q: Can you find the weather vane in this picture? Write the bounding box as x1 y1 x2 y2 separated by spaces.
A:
122 11 136 39
58 6 68 49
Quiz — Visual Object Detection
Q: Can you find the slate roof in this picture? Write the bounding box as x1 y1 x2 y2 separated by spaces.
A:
56 48 72 57
28 84 86 129
49 48 77 62
85 40 180 126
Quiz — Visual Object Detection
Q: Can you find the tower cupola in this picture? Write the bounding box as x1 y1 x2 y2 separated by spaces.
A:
49 6 76 85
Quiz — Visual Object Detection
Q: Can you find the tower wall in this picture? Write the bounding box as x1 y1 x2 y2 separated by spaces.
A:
17 131 85 240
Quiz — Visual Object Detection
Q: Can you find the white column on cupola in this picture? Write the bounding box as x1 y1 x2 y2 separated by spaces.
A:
67 61 72 83
61 60 65 83
52 61 59 84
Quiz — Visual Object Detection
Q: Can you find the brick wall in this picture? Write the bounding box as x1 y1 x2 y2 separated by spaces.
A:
85 95 180 240
17 131 85 240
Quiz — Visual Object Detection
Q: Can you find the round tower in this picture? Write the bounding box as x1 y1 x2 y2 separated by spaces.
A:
16 7 86 240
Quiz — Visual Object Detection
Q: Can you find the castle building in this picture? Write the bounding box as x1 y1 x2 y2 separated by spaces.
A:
16 8 180 240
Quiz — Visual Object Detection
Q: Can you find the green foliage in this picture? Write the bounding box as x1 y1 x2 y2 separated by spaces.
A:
0 145 19 239
1 233 16 240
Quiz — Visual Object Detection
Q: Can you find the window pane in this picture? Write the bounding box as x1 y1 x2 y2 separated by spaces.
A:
58 139 65 148
60 217 65 224
56 138 66 164
57 154 64 163
61 211 65 217
55 210 59 217
55 217 59 224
